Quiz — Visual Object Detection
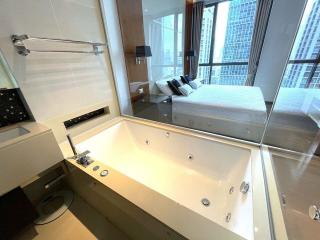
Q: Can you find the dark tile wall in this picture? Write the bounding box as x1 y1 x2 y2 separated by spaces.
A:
0 88 30 128
64 107 109 129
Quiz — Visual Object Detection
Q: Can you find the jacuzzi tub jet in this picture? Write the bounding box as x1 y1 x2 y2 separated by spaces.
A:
226 212 232 222
201 198 210 207
187 154 194 160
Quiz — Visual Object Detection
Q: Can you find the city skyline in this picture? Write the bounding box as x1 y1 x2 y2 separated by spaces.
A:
199 0 320 88
199 0 257 85
282 0 320 88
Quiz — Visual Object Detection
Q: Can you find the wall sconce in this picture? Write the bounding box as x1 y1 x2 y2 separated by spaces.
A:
186 50 196 61
135 46 152 64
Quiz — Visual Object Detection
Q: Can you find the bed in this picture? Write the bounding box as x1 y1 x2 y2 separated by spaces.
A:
171 85 267 142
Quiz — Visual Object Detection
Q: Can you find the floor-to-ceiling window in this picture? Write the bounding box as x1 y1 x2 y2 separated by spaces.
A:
198 0 257 85
146 12 184 82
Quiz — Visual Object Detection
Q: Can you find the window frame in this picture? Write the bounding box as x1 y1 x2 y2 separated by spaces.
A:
198 0 256 85
148 11 184 77
287 52 320 88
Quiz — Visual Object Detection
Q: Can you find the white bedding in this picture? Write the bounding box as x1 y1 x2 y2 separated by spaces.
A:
172 85 267 124
267 87 320 130
273 87 320 116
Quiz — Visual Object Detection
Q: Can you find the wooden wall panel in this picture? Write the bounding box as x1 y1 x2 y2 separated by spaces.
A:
116 0 149 101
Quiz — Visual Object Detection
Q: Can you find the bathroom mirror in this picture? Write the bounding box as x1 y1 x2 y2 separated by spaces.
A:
116 0 282 143
0 50 18 89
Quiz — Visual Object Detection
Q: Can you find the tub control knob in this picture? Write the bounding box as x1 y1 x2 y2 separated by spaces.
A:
240 181 250 194
309 205 320 221
100 170 109 177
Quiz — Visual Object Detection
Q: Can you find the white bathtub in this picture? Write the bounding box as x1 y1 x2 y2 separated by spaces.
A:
65 117 270 240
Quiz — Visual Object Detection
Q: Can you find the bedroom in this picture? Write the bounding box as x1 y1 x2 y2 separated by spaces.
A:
116 0 320 153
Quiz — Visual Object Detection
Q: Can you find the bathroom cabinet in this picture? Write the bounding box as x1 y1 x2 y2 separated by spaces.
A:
0 122 64 195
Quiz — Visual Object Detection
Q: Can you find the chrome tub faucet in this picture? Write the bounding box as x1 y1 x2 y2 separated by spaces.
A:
66 134 93 167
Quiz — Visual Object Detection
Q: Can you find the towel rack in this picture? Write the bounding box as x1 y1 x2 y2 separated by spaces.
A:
11 34 106 56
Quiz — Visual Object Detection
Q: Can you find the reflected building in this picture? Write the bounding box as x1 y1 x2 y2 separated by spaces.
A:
282 1 320 88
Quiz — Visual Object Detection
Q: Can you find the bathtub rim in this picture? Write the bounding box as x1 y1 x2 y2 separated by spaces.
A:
261 146 320 240
261 146 289 240
60 116 271 240
68 116 261 152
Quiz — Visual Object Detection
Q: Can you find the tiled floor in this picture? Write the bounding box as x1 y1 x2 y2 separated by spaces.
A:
15 194 129 240
271 154 320 240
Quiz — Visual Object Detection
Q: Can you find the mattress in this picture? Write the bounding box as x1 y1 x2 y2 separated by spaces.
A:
172 85 267 125
273 87 319 115
267 87 320 130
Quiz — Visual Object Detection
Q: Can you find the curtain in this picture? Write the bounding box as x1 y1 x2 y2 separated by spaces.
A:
245 0 273 86
149 16 164 82
190 1 204 79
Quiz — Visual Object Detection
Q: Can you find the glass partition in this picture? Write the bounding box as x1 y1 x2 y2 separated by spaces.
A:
262 0 320 239
266 149 320 240
116 0 278 143
263 0 320 154
0 50 18 89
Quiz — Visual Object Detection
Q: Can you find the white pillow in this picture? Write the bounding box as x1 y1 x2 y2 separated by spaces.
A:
156 80 173 96
178 84 194 96
189 79 203 89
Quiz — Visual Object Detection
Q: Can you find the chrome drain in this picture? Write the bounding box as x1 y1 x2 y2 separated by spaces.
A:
201 198 210 207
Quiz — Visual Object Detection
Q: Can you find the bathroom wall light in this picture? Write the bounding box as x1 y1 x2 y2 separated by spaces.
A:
135 46 152 64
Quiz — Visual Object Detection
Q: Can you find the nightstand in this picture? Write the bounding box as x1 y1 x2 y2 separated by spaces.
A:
133 95 172 123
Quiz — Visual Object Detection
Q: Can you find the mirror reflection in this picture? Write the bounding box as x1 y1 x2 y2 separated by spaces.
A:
117 0 274 142
0 50 18 89
263 0 320 154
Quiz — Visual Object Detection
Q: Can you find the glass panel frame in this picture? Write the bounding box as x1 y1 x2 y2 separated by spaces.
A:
0 50 18 89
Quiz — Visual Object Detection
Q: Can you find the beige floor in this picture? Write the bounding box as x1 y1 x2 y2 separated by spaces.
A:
15 194 130 240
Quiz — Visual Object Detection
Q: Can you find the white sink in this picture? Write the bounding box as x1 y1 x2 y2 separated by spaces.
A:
0 127 30 143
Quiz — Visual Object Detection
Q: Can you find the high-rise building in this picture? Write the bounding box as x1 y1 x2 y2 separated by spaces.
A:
198 0 257 85
282 0 320 88
198 5 214 84
219 0 257 85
